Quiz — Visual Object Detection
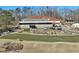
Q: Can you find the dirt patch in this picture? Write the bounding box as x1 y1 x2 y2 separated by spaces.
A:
21 42 79 53
0 39 79 53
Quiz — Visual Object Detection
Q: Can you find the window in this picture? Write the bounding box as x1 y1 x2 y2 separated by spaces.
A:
30 24 36 28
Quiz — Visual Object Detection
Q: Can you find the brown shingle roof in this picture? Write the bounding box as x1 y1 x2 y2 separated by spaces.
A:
27 16 60 21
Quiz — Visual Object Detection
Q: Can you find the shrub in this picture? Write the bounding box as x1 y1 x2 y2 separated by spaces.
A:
2 42 24 52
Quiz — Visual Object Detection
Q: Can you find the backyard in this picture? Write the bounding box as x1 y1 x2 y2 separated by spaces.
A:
0 33 79 52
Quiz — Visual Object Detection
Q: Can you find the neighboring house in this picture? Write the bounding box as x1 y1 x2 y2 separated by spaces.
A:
19 16 62 30
64 17 74 25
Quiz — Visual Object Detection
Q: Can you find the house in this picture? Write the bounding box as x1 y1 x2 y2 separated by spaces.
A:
19 16 62 30
64 17 74 25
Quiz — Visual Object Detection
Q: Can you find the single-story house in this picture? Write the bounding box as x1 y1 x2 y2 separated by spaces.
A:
19 16 62 30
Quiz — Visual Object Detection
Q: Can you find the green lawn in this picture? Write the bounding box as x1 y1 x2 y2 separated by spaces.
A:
0 34 79 42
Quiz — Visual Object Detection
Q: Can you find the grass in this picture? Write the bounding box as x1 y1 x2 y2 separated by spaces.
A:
0 34 79 42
